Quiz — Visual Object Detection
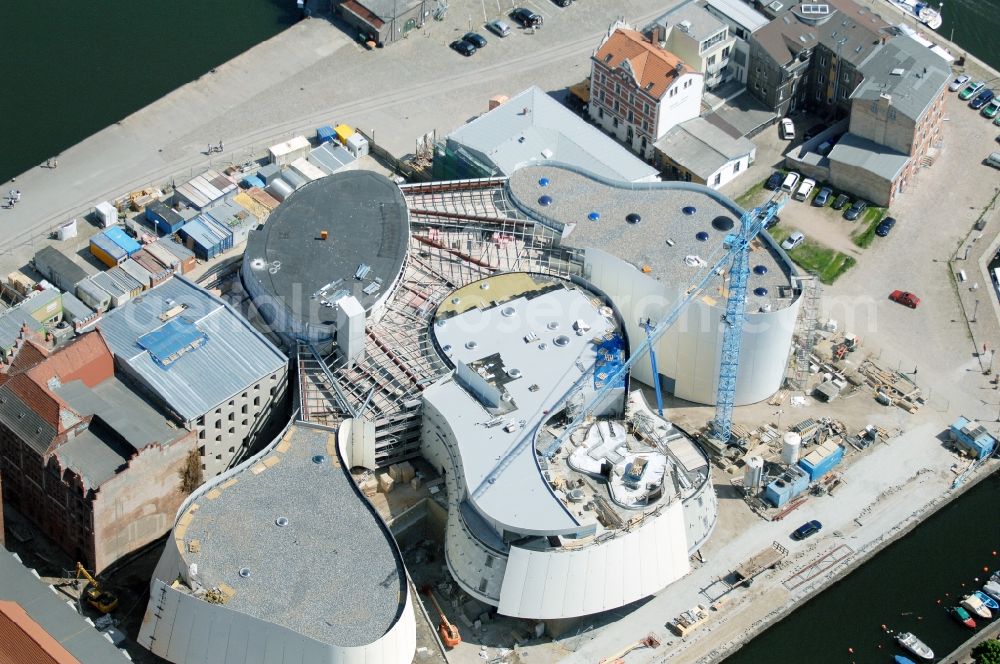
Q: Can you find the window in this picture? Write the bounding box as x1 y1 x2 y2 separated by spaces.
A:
816 90 822 101
871 99 879 114
598 108 604 118
644 102 649 114
888 107 897 121
708 54 717 66
228 412 235 421
627 110 633 122
615 82 621 95
734 161 741 173
241 404 247 414
215 419 222 429
629 92 635 105
613 117 619 128
613 99 619 112
600 72 606 84
714 173 722 185
253 396 260 407
642 119 649 131
599 89 605 102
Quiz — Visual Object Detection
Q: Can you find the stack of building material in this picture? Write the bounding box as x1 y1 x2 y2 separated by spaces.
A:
797 441 844 481
233 189 274 221
388 461 416 484
173 169 236 210
377 472 395 494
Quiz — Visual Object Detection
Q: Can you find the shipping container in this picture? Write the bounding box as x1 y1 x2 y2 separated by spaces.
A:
75 277 112 312
334 124 354 144
32 246 90 292
798 442 844 481
241 174 265 189
102 227 142 256
94 201 118 228
345 132 369 157
316 125 336 144
280 168 308 191
289 157 327 182
132 250 173 286
61 291 100 331
146 200 186 235
256 163 281 185
268 135 310 166
90 233 128 267
119 259 153 289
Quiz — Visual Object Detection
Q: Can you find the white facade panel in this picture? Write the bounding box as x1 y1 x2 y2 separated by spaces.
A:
584 247 798 405
498 500 690 619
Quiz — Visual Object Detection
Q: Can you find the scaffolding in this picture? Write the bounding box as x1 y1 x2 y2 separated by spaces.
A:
294 178 586 468
789 275 821 391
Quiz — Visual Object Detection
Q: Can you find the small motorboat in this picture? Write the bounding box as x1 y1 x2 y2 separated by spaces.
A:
975 590 1000 612
896 631 934 660
895 656 917 664
985 580 1000 603
961 594 993 619
950 605 977 629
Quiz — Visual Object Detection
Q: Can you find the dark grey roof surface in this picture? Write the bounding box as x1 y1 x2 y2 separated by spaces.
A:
34 246 91 290
0 552 128 662
0 387 56 456
507 164 794 310
180 425 405 647
853 35 949 121
54 378 184 488
828 131 909 180
753 0 890 67
243 170 409 321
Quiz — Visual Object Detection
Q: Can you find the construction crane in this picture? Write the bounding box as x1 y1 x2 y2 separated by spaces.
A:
422 586 461 649
74 563 118 614
638 318 664 416
538 196 786 458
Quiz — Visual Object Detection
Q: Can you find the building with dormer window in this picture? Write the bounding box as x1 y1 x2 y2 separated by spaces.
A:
589 24 704 159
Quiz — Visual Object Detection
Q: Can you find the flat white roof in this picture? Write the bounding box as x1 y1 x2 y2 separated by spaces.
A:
704 0 770 32
425 278 618 535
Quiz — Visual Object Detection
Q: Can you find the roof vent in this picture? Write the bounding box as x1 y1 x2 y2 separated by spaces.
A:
754 287 769 297
683 206 697 215
678 19 692 32
626 213 642 224
696 231 709 242
501 306 517 317
507 368 523 378
465 340 479 350
275 517 290 527
890 67 904 76
547 321 560 330
588 211 601 221
538 177 550 187
539 195 553 206
312 455 326 464
753 264 769 275
239 567 252 579
553 335 571 347
712 216 735 231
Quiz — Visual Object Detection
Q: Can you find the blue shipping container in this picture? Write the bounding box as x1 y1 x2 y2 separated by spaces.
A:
316 125 336 144
103 227 142 256
242 175 265 189
798 444 844 481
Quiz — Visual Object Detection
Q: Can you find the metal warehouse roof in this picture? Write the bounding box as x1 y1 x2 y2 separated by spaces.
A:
97 276 287 422
446 86 658 183
0 553 129 662
309 142 357 174
828 132 909 181
656 117 757 180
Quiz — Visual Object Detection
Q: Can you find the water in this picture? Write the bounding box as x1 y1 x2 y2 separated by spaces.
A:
726 470 1000 664
937 0 1000 72
0 1 299 184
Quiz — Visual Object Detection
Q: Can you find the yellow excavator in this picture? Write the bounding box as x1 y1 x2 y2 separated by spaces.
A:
75 563 118 613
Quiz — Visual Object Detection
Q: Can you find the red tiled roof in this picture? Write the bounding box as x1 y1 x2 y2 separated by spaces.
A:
0 600 80 664
594 29 694 100
340 0 385 29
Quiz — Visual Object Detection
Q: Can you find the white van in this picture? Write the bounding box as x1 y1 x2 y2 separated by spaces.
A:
781 172 801 193
794 178 816 201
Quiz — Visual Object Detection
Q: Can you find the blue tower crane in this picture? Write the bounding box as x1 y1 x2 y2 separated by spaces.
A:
639 318 664 417
472 195 786 497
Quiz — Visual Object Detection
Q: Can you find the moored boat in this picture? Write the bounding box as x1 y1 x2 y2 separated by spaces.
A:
961 594 993 619
889 0 943 30
896 631 934 660
982 581 1000 603
950 605 977 629
975 590 1000 612
895 656 917 664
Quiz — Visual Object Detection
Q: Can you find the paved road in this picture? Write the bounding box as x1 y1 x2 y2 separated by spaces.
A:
0 0 676 264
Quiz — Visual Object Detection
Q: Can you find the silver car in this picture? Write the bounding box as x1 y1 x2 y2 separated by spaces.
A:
949 74 970 92
487 20 511 37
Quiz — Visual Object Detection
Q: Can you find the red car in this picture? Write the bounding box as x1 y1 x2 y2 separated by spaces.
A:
889 290 920 308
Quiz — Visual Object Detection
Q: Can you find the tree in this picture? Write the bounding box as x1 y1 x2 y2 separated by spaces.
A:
178 449 203 494
973 639 1000 664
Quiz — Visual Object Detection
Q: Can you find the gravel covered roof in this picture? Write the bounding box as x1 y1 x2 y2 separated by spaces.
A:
179 425 404 647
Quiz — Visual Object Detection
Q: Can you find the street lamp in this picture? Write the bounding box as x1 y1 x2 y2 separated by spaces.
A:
972 298 980 323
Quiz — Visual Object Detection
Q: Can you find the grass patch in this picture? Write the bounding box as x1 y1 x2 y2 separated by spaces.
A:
735 177 770 209
768 226 856 284
850 206 887 249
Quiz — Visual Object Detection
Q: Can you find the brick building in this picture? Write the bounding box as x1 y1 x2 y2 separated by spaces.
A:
589 24 704 159
0 331 196 572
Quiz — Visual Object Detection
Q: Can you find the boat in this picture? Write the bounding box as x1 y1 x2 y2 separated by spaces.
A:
950 605 977 629
961 594 992 619
983 581 1000 603
895 657 918 664
975 590 1000 612
889 0 943 30
896 632 935 660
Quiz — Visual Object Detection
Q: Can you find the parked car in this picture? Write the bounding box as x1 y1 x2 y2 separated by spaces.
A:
970 89 996 110
832 193 850 210
812 186 833 207
510 8 543 27
949 73 971 92
875 216 897 237
959 80 985 101
780 171 801 193
765 171 784 190
781 231 805 251
983 98 1000 119
987 152 1000 169
793 177 816 201
804 124 825 140
765 214 781 229
792 520 822 540
463 32 487 48
844 199 868 221
889 290 921 308
780 117 795 140
449 39 477 56
486 19 511 37
551 0 571 5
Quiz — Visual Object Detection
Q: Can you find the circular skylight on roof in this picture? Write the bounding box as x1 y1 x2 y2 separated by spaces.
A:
683 206 697 215
753 264 768 275
311 455 326 464
538 177 550 187
712 216 735 231
754 287 768 297
588 211 601 221
539 195 553 206
465 340 479 350
275 517 290 527
696 231 709 242
501 306 517 317
626 213 641 224
553 335 571 347
239 567 252 579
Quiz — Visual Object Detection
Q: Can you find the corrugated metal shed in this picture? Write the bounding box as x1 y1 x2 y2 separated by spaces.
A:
119 259 153 289
280 168 308 190
102 227 141 257
266 178 294 201
257 163 281 185
142 243 179 270
60 292 98 329
132 249 173 284
90 272 131 307
309 142 357 174
145 200 186 235
75 277 112 312
174 170 236 211
158 240 197 274
204 198 258 247
289 157 327 182
97 277 287 422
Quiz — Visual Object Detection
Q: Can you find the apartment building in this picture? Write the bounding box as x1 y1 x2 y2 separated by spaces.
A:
652 3 737 90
